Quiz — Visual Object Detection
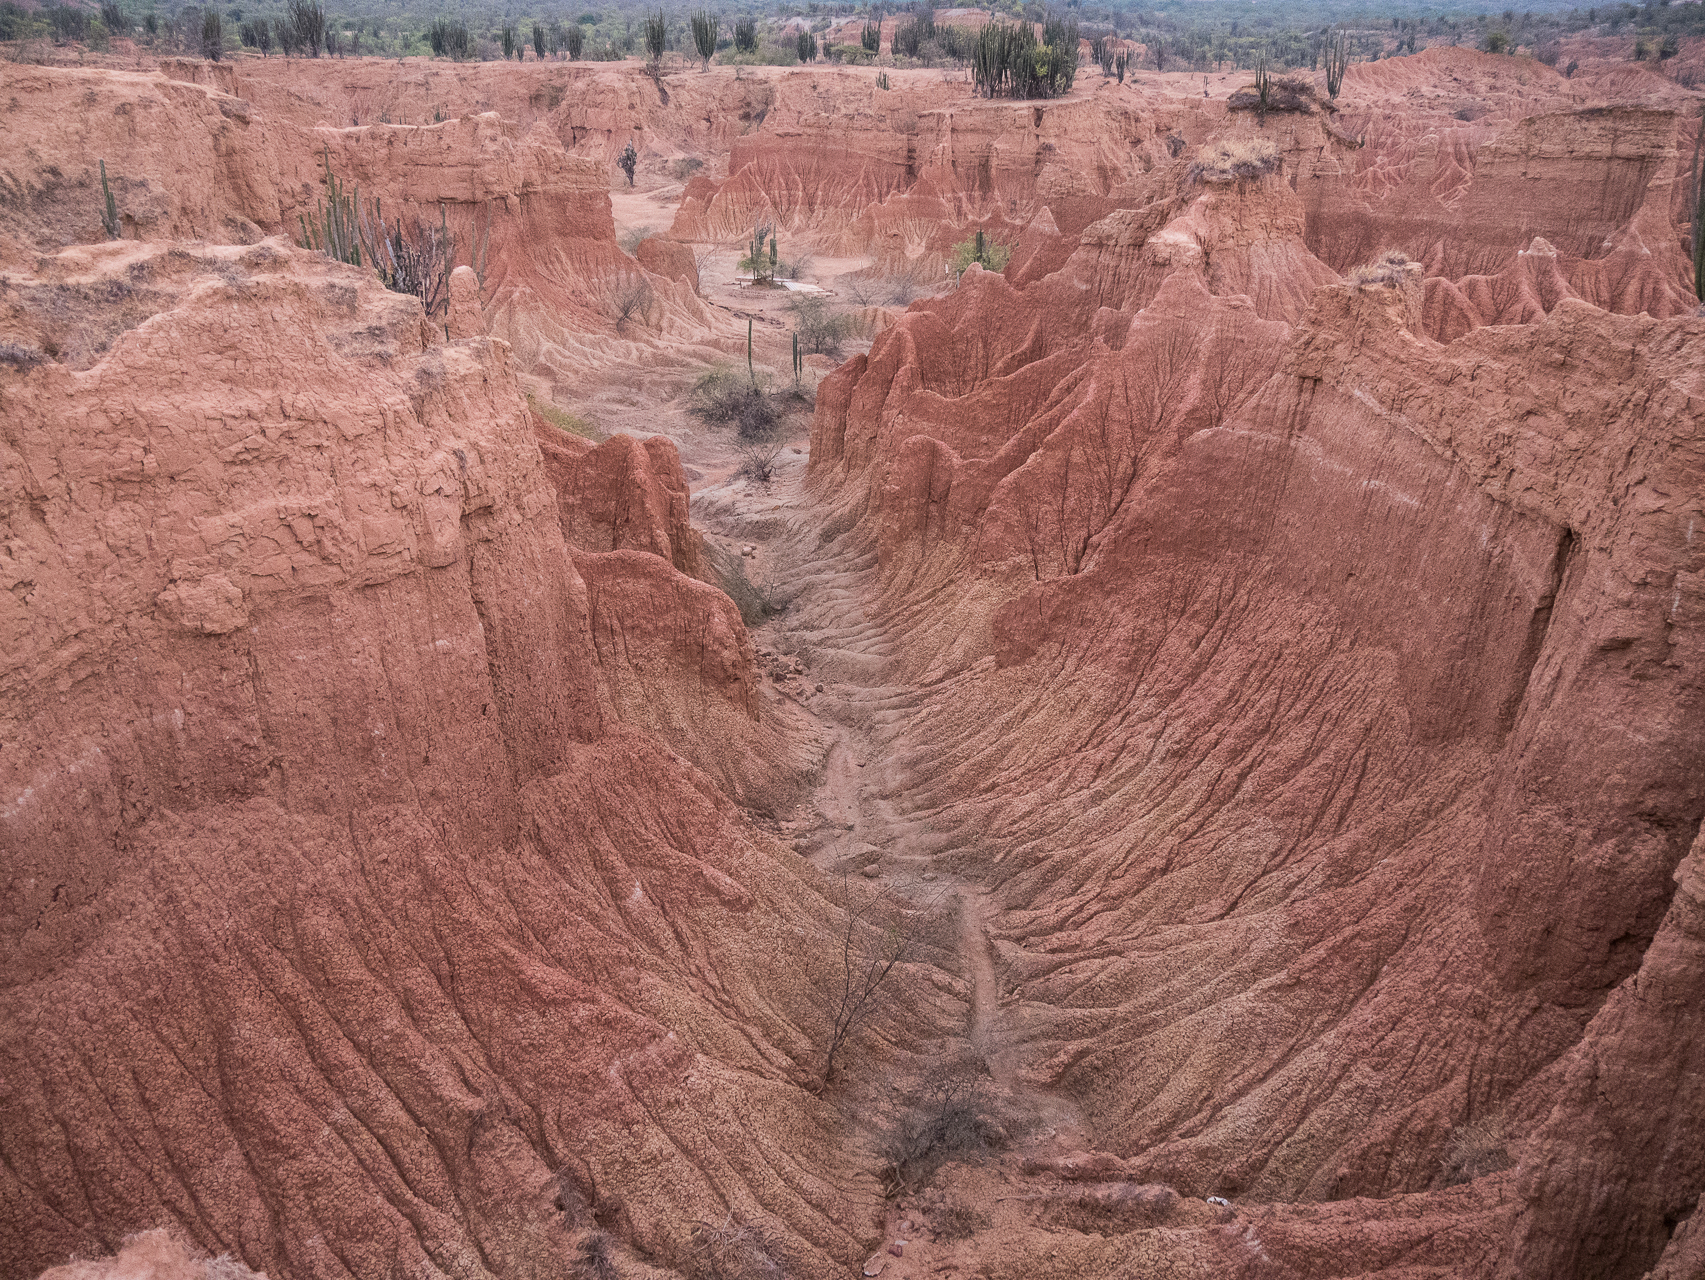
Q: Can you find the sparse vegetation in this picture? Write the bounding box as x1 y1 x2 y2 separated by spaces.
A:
1348 248 1415 288
934 1196 991 1241
685 1213 785 1280
1324 26 1350 98
844 273 920 308
99 160 119 240
286 0 325 57
618 224 654 255
529 394 602 440
879 1061 1006 1194
740 225 780 284
643 9 665 64
427 17 472 59
1440 1114 1513 1186
1187 138 1282 184
971 14 1078 100
690 10 716 69
949 229 1011 279
604 272 656 330
576 1230 619 1280
692 366 781 441
296 149 456 317
787 294 851 356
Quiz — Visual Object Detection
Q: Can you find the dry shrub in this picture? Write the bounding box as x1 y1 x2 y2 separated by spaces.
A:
1347 248 1415 289
685 1214 785 1280
879 1061 1006 1195
576 1230 619 1280
1227 73 1318 114
690 367 782 441
603 273 657 330
1440 1114 1513 1186
933 1197 990 1241
1187 138 1281 184
736 438 785 483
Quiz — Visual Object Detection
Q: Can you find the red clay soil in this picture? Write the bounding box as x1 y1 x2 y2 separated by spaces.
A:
2 40 1703 1280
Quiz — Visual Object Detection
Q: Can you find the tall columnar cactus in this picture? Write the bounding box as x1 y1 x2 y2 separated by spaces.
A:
747 317 755 382
99 160 120 240
1324 27 1350 100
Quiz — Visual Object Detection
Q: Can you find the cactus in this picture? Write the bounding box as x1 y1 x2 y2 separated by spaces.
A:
747 317 754 383
1324 27 1350 100
99 160 120 240
792 330 801 383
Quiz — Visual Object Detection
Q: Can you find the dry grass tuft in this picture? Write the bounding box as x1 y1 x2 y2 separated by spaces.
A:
1187 138 1282 184
1440 1113 1514 1186
1347 249 1417 289
528 394 602 441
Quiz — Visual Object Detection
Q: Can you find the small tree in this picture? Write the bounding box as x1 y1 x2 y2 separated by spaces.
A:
200 7 222 59
690 10 716 67
617 141 638 187
1484 28 1510 54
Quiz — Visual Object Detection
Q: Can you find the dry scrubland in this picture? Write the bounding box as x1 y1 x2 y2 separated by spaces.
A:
1 35 1704 1280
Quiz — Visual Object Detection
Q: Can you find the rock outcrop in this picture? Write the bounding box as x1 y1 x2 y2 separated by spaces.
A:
802 135 1704 1273
0 238 905 1280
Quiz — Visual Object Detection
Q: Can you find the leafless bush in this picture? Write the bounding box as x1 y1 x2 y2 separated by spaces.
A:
1440 1113 1513 1186
878 1060 1005 1194
618 224 653 255
736 438 786 484
933 1197 990 1241
788 294 852 355
1187 138 1282 183
671 156 704 182
685 1214 784 1280
1347 248 1414 289
843 273 919 307
605 273 656 330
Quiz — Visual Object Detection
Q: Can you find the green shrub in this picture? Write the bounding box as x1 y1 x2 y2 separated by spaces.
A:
788 294 851 355
949 229 1011 278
